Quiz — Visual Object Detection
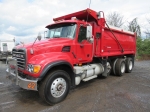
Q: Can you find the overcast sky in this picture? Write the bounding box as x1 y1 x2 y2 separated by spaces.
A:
0 0 150 43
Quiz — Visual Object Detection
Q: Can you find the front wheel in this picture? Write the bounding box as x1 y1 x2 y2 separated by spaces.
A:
39 70 70 105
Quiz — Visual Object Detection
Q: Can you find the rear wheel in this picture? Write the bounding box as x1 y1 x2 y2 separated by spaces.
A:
99 60 111 78
111 58 118 75
125 58 133 73
115 59 126 76
39 70 70 105
106 61 111 76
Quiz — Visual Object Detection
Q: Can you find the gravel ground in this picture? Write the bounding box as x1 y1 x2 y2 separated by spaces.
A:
0 60 150 112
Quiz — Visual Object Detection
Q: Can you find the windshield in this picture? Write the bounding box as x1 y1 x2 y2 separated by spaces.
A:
46 23 76 39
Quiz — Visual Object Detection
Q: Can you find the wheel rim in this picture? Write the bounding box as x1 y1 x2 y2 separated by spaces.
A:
129 60 133 70
121 62 125 73
51 77 66 98
107 62 111 73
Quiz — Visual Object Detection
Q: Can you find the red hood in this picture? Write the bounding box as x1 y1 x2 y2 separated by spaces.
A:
15 38 73 49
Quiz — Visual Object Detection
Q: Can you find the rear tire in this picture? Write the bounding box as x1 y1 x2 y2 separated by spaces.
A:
111 58 118 75
115 59 126 76
125 58 133 73
99 60 111 78
39 70 70 105
106 61 111 76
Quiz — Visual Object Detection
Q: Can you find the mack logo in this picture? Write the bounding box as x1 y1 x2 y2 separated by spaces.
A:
13 54 24 58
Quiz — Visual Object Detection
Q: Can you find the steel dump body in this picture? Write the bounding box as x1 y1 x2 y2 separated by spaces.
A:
94 26 136 57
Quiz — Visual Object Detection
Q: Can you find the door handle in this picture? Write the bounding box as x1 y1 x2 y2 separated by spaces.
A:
80 44 84 48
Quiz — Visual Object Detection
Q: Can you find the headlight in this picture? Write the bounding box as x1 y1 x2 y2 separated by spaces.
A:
27 64 41 74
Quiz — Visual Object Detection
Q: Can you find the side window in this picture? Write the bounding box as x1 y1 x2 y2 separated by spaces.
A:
78 26 86 42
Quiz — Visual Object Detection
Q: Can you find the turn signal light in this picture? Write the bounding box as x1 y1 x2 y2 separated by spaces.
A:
33 65 41 74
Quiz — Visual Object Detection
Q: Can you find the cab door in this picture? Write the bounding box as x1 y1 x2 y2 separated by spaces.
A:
76 26 93 63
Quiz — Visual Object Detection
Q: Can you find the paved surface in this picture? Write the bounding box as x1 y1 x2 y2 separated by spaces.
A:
0 60 150 112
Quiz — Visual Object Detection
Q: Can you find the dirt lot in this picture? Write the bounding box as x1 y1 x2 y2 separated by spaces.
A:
0 60 150 112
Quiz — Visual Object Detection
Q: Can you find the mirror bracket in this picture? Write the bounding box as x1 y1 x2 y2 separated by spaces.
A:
37 33 42 41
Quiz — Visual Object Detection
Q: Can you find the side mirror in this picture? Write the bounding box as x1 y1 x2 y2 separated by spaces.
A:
86 25 92 39
44 31 47 38
37 33 42 41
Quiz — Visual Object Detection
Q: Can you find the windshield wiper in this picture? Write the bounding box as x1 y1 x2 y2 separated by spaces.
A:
53 36 60 38
45 37 50 39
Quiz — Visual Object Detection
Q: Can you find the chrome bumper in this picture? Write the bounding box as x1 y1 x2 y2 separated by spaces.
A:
6 58 38 91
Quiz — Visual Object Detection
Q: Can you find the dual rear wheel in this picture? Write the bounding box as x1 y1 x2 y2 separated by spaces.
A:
125 58 133 73
115 59 126 76
109 57 133 76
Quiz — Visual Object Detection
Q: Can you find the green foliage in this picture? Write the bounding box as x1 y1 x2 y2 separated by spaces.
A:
136 37 150 59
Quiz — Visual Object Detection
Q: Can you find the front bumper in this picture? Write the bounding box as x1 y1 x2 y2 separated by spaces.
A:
6 58 38 91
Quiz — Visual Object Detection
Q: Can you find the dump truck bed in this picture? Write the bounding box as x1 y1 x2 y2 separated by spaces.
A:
95 25 136 57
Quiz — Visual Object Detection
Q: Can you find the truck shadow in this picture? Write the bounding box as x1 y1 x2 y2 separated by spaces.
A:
9 77 106 106
71 76 107 91
9 75 118 106
5 83 48 106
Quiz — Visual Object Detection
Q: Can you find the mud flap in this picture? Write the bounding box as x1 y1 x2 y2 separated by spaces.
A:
102 59 107 77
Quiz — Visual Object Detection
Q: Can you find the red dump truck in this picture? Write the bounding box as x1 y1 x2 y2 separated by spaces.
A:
6 8 136 105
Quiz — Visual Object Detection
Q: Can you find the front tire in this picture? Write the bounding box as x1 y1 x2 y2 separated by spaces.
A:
39 70 70 105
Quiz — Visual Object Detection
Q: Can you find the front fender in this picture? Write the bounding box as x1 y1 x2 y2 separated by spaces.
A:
28 52 74 78
39 60 73 79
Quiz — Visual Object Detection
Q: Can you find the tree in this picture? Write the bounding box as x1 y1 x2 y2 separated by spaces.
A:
144 18 150 37
137 38 150 59
106 12 124 28
128 18 141 37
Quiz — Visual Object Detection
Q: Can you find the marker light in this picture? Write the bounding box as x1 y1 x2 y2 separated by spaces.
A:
30 48 34 54
71 17 77 20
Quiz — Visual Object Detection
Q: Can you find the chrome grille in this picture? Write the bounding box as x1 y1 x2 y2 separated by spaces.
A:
12 48 26 69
